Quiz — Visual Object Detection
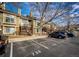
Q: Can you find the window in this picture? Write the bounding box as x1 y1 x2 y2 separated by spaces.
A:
6 17 10 22
10 18 14 23
6 16 15 23
5 27 15 34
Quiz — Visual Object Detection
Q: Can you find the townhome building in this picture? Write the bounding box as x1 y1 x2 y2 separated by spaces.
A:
0 3 56 37
0 9 21 35
0 3 41 37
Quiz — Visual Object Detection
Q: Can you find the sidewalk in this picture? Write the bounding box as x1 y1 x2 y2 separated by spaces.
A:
9 35 48 42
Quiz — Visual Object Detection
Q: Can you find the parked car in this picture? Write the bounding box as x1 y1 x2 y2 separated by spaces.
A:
67 32 75 37
48 31 66 39
0 35 8 54
48 31 75 39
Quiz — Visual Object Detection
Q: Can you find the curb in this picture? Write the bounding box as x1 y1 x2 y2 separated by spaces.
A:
9 35 48 43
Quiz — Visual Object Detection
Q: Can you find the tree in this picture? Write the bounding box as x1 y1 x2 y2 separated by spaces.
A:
28 3 71 32
29 2 79 32
62 13 79 31
6 2 79 32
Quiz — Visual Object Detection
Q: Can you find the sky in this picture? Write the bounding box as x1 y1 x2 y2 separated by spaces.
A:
51 2 79 26
5 2 79 26
5 2 30 16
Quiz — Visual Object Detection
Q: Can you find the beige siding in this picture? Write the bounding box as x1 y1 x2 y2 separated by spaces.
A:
15 17 21 35
0 12 3 23
2 13 20 35
0 12 3 34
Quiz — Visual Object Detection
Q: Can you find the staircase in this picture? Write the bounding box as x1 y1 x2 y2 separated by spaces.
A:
20 26 32 35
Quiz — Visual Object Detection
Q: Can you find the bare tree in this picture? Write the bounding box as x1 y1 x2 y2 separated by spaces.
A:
29 2 79 32
6 2 79 32
62 13 79 31
29 2 73 33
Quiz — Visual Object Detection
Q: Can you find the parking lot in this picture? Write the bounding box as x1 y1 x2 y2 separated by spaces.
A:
0 37 79 57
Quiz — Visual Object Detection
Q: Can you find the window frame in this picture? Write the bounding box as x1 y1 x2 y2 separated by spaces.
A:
5 16 15 24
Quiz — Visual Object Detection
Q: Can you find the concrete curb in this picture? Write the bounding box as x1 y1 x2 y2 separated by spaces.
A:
9 35 48 43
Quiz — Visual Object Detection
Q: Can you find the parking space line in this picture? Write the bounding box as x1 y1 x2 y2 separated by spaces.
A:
10 42 13 57
47 39 65 44
31 40 49 50
32 52 35 56
32 50 42 56
40 40 50 43
47 39 79 47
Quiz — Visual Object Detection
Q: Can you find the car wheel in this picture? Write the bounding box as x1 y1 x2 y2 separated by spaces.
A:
59 36 62 39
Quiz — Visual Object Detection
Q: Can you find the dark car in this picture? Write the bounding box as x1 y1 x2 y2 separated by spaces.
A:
67 32 75 37
48 31 65 39
0 35 8 54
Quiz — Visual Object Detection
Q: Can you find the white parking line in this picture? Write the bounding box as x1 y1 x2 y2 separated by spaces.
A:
32 52 35 56
32 40 49 50
38 50 41 53
10 42 13 57
32 50 42 56
35 51 39 54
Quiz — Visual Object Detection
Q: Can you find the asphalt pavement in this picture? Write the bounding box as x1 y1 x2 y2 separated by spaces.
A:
0 37 79 57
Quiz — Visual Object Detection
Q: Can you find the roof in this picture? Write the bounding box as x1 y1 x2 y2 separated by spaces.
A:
0 9 41 21
0 9 20 17
0 9 31 20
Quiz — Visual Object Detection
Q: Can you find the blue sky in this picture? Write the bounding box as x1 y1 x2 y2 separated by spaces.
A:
5 2 79 26
5 2 30 16
51 2 79 26
5 2 79 17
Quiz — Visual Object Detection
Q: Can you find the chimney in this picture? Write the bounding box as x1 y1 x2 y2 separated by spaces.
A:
30 11 32 17
18 8 21 16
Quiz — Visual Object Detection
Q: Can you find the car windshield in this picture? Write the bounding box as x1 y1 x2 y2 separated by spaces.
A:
61 32 65 34
59 32 65 35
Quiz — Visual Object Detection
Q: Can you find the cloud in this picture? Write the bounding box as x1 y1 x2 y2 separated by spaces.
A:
71 4 79 13
73 4 79 9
